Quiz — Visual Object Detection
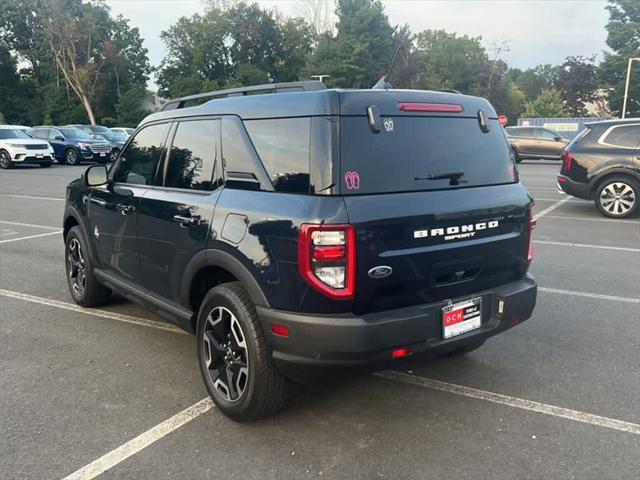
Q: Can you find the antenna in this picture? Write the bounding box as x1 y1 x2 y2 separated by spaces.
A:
372 44 404 89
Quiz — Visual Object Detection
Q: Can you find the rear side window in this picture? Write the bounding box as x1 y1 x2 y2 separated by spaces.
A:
165 119 220 191
244 118 311 193
601 125 640 148
340 116 515 194
32 129 48 140
113 123 170 185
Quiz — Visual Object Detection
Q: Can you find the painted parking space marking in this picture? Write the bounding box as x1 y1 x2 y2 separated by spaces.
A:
541 215 640 225
534 239 640 253
62 398 214 480
0 220 61 230
376 371 640 436
0 230 62 244
538 286 640 304
0 289 186 334
533 196 573 220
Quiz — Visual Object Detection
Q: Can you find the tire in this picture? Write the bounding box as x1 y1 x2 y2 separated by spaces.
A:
441 339 485 357
594 175 639 219
196 282 289 421
65 148 80 165
40 162 52 168
65 226 111 307
0 150 14 169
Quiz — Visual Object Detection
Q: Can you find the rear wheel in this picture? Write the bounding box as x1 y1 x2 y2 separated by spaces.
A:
196 282 289 421
595 176 639 218
65 148 80 165
0 150 13 169
65 226 111 307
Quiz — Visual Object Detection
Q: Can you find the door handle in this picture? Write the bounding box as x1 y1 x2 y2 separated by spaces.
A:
173 215 201 227
89 197 107 207
117 204 136 215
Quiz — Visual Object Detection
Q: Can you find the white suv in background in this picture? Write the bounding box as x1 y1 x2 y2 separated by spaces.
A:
0 126 55 169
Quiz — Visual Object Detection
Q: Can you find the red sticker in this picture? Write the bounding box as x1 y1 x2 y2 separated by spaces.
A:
344 171 360 190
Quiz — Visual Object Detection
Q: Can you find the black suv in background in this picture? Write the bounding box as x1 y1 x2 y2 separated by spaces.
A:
63 81 537 421
558 119 640 218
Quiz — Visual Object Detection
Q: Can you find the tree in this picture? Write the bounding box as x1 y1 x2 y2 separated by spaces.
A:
555 56 598 116
295 0 335 42
522 89 567 118
303 0 396 88
599 0 640 117
509 64 560 100
115 86 147 126
0 42 40 124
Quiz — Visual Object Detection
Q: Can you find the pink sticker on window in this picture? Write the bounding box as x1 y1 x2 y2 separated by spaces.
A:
344 171 360 190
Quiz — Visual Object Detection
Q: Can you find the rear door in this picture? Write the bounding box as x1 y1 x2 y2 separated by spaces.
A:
137 118 222 303
339 111 532 314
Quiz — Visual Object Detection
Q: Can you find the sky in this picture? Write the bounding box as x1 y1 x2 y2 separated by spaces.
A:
104 0 610 90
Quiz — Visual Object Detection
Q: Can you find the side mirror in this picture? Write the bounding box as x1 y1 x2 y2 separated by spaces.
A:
55 136 65 141
554 136 563 142
85 164 108 186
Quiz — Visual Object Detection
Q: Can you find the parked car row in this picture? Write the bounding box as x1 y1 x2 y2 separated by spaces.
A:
0 124 134 169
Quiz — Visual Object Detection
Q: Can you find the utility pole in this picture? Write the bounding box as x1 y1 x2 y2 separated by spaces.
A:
621 57 639 119
311 75 331 83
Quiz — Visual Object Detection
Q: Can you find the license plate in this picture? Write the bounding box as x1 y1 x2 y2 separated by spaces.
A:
100 153 106 157
35 153 43 158
442 297 482 339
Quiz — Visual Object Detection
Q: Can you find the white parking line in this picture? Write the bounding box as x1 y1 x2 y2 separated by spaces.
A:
533 196 573 220
375 371 640 435
542 215 640 225
0 193 65 201
534 239 640 253
0 230 62 244
0 289 187 334
538 287 640 304
62 398 214 480
0 220 61 230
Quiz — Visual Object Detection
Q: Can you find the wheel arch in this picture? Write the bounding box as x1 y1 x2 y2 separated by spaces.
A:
590 168 640 196
182 249 271 331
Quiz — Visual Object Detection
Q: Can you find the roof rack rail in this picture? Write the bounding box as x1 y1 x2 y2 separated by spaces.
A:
438 88 462 94
161 80 327 111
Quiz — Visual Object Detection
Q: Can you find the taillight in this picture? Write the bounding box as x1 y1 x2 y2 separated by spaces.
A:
298 224 356 300
397 102 463 113
527 213 536 263
563 150 573 172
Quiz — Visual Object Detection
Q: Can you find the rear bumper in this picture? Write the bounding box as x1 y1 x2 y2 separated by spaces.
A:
258 274 537 380
557 175 591 200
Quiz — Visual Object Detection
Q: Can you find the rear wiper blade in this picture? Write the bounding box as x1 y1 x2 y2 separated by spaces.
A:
415 170 465 181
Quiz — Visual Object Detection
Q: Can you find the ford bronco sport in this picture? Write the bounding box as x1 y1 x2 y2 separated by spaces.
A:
63 81 537 421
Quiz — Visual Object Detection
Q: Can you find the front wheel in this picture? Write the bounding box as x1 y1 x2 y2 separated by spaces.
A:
196 282 289 421
595 176 639 218
0 150 13 169
65 226 111 307
65 148 80 165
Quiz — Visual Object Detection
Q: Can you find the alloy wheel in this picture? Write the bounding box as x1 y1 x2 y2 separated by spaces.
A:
0 151 12 169
66 149 79 165
599 182 636 216
67 238 86 297
202 306 249 403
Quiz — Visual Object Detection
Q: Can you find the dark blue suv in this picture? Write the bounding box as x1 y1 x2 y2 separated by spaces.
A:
31 126 112 165
63 82 537 420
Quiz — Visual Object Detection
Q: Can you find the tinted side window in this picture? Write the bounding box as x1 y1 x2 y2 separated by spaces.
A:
165 119 220 191
49 129 62 140
244 118 310 193
113 123 170 185
603 125 640 148
537 129 559 140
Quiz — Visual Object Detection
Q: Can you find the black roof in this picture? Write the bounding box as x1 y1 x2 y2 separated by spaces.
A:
140 88 496 127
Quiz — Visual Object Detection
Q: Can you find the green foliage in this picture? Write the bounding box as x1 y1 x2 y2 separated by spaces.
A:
302 0 396 88
522 89 568 118
599 0 640 116
509 64 560 100
115 86 147 127
555 56 598 117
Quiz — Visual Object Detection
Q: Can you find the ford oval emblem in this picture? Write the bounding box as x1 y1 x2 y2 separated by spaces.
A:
368 265 393 279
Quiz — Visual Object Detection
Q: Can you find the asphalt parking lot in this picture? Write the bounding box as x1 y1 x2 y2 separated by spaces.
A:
1 161 639 479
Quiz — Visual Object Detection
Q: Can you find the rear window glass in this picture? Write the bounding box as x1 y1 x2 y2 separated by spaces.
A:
340 116 515 194
244 118 310 193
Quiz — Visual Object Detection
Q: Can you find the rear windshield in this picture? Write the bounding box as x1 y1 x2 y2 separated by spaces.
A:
340 116 515 194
